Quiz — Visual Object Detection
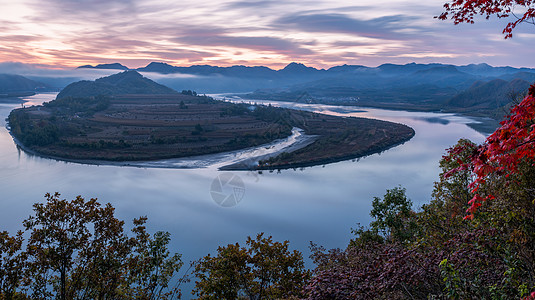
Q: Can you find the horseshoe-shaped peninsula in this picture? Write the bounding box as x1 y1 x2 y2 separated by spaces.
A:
8 71 414 169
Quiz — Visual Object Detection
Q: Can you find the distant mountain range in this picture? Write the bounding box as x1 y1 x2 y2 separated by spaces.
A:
75 62 535 117
56 71 177 99
0 74 49 97
80 61 326 77
78 63 129 70
5 61 535 127
447 79 531 110
78 61 535 79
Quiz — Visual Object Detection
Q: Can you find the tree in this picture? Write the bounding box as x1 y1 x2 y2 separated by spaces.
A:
432 86 535 296
181 90 197 96
9 192 184 299
305 5 535 297
0 230 26 299
445 85 535 219
193 233 310 300
413 139 477 247
122 217 184 299
23 193 106 299
369 186 417 243
306 182 524 299
438 0 535 38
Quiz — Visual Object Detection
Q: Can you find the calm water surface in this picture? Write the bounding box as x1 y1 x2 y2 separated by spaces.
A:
0 93 486 296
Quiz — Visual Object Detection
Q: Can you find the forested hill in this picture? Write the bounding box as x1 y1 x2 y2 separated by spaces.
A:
0 74 48 96
56 71 177 99
446 79 531 111
69 62 535 125
77 63 129 70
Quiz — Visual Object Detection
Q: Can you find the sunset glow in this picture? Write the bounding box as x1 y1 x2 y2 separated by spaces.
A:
1 0 534 69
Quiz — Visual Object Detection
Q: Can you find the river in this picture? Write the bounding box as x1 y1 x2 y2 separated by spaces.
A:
0 93 486 297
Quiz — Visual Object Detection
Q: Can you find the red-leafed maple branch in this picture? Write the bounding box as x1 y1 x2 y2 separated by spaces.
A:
445 84 535 219
438 0 535 38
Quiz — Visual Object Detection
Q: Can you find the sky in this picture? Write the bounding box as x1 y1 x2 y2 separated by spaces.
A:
1 0 534 70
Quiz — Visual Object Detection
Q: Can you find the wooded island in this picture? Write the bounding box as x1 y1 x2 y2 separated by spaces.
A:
8 71 415 169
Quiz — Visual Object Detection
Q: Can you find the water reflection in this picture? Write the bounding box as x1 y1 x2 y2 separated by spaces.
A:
415 117 450 125
0 93 487 298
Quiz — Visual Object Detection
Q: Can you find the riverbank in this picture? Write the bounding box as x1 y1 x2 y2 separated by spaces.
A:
8 111 414 171
219 130 317 170
252 125 414 170
9 120 415 171
8 126 317 169
221 134 413 171
229 95 500 136
9 93 417 170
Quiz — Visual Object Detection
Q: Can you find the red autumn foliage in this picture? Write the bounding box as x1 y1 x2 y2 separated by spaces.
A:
524 291 535 300
305 228 507 299
444 84 535 219
438 0 535 38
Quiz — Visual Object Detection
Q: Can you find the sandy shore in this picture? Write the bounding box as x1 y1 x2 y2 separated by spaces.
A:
8 126 317 170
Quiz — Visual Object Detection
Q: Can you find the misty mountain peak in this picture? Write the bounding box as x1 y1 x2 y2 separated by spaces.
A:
280 62 319 74
472 63 491 67
0 74 47 93
462 63 494 73
283 62 306 70
413 65 462 75
57 70 176 99
146 62 173 68
137 62 179 74
96 70 144 84
77 63 129 70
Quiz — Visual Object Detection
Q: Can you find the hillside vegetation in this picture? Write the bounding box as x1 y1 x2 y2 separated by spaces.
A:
56 71 177 99
36 61 535 127
0 74 48 96
2 87 534 299
8 71 414 168
446 78 530 116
